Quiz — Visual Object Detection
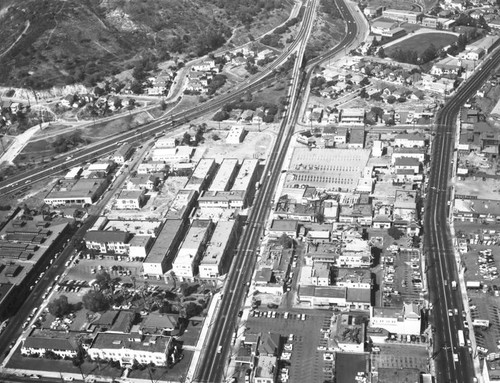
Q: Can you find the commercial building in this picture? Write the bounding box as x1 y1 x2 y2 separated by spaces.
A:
87 332 174 368
115 190 146 210
285 148 371 192
370 303 422 335
339 108 365 124
137 161 168 175
382 8 423 23
198 190 247 209
209 159 239 191
199 220 238 279
231 159 259 192
151 146 193 163
129 236 154 260
454 198 500 223
84 230 131 255
226 126 246 144
143 220 186 276
394 133 426 148
230 159 259 207
44 178 108 206
112 143 134 164
184 158 217 193
154 136 176 148
370 19 398 35
165 189 198 220
172 220 214 280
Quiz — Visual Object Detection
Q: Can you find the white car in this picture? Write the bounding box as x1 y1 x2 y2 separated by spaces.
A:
281 352 291 360
323 353 334 361
284 343 293 351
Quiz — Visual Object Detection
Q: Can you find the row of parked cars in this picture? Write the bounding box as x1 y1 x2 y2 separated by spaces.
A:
251 311 306 320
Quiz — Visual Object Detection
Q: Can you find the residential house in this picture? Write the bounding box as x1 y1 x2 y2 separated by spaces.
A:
84 230 131 255
115 189 146 210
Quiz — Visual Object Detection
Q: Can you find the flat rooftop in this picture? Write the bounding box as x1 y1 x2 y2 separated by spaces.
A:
45 178 107 199
144 219 184 265
91 332 170 354
209 159 239 192
286 148 370 192
231 159 258 191
103 220 161 237
201 220 237 265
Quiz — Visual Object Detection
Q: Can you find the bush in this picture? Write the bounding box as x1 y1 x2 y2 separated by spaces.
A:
387 227 404 240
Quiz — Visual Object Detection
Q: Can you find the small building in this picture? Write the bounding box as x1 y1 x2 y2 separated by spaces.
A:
154 136 177 148
370 302 422 335
394 133 425 148
226 126 246 144
340 108 365 124
151 146 193 164
382 8 423 23
129 235 154 260
209 159 239 192
115 189 146 210
112 144 134 165
84 230 131 255
268 220 299 238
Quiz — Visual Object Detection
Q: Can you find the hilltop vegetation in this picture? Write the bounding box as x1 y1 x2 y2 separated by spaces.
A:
0 0 287 89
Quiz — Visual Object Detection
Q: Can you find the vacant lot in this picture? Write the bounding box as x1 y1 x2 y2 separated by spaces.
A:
386 33 457 56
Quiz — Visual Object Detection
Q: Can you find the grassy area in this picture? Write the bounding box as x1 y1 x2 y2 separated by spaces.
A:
386 33 457 56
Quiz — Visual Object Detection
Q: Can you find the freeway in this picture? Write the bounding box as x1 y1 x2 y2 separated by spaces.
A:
193 0 359 382
0 0 321 198
425 50 500 382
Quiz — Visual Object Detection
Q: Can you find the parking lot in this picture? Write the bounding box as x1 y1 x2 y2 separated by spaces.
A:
245 310 333 383
382 247 422 307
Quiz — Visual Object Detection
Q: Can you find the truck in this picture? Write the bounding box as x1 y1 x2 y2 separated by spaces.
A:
458 329 465 347
451 280 457 290
453 353 459 363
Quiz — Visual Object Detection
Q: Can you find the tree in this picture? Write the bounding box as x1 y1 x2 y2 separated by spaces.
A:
181 132 192 145
95 271 112 291
377 47 386 58
278 234 294 249
213 110 229 121
48 295 72 317
387 227 404 240
82 290 109 312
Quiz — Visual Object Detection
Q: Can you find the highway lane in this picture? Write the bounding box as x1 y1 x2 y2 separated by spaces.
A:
0 1 322 197
193 0 359 381
425 51 500 382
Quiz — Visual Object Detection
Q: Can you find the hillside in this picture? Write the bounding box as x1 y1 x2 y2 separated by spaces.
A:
0 0 288 89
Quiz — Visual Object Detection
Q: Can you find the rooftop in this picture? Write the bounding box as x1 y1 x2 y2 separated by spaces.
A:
91 332 170 354
209 159 239 191
201 220 237 265
46 178 107 200
144 219 184 265
231 159 258 191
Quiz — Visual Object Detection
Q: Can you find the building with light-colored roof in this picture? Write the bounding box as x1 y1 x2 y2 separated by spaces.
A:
231 159 259 192
199 220 238 279
394 133 426 148
382 8 423 23
154 136 176 148
88 332 174 368
370 303 421 335
64 167 83 180
129 235 154 260
115 189 146 210
151 146 193 163
137 161 168 175
198 190 247 209
285 148 371 192
340 108 365 124
253 355 277 383
143 220 186 276
172 220 214 280
44 178 109 206
184 158 217 193
226 125 246 144
165 189 197 220
209 158 239 192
